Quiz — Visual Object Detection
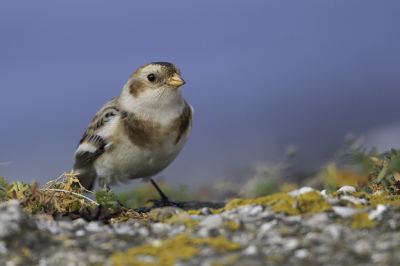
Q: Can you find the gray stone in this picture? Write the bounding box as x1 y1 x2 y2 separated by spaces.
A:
199 214 223 229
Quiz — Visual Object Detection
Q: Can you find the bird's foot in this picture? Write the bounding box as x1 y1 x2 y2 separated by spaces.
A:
147 179 180 207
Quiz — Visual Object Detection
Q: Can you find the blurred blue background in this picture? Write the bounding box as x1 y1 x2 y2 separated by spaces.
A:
1 1 400 191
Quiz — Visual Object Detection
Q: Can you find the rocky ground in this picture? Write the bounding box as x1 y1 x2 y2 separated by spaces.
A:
1 186 400 266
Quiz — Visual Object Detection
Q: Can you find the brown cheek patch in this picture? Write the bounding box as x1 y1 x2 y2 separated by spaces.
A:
129 79 146 98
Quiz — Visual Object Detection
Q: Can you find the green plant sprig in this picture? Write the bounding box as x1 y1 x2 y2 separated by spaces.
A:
94 185 119 210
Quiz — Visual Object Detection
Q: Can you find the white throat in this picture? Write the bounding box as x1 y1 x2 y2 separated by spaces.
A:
119 83 185 121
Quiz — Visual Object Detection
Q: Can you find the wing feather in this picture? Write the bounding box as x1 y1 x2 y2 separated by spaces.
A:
74 97 120 169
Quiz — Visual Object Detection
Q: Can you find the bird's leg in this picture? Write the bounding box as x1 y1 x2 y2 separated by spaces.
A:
106 185 125 208
147 179 179 207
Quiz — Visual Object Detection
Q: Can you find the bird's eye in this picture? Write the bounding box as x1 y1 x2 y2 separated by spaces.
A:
147 74 156 82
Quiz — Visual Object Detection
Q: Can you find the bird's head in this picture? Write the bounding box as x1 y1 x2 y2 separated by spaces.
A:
120 62 186 112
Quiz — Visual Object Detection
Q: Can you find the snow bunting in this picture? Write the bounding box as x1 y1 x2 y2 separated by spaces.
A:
74 62 193 192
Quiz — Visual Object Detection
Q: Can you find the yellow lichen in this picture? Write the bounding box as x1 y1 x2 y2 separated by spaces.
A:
265 254 285 264
347 192 400 208
164 213 199 227
298 191 332 213
351 212 377 229
149 207 182 222
223 220 241 230
348 191 370 198
279 227 287 235
191 236 241 251
225 191 333 216
187 209 202 215
111 234 198 266
210 208 225 214
271 194 299 215
225 193 295 211
369 193 400 207
111 234 241 266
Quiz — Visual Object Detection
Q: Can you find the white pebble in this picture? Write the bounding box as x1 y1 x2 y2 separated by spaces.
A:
259 220 278 234
201 207 211 215
199 214 223 229
337 186 356 193
0 241 7 254
75 230 85 236
249 205 263 215
369 204 387 220
115 224 133 235
288 187 314 197
85 222 101 232
243 245 258 255
325 224 341 240
151 223 171 234
294 249 309 259
332 206 359 218
283 239 299 250
138 227 149 237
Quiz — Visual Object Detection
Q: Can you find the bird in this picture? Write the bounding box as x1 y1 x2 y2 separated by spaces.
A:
73 62 193 204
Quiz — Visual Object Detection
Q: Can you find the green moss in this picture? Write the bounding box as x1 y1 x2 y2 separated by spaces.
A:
351 212 377 229
298 191 332 213
111 233 241 266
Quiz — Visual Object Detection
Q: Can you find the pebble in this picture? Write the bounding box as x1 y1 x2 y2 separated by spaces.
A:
337 186 356 193
138 227 149 237
259 220 277 235
249 205 263 215
201 207 211 215
114 224 133 235
0 241 7 254
151 223 171 234
288 187 314 197
332 206 360 218
85 222 101 232
324 224 341 240
294 249 309 259
243 245 258 255
369 204 387 220
0 200 24 238
75 230 85 237
199 214 223 229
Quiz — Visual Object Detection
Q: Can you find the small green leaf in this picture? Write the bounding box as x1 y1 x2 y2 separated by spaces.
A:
108 195 119 201
106 189 115 198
